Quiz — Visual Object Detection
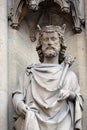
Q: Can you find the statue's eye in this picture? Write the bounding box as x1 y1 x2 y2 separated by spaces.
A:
44 37 49 42
51 37 57 41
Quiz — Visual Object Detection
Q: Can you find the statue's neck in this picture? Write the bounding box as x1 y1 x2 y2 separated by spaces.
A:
43 55 59 64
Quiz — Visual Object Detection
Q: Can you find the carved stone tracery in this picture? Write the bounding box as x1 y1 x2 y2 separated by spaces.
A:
8 0 85 42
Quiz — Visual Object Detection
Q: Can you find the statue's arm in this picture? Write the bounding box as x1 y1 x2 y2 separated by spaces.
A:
58 71 82 102
68 90 76 101
68 71 83 102
70 72 84 130
12 72 29 116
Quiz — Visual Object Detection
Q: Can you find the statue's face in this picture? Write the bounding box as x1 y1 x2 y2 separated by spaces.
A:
42 31 60 58
26 0 38 10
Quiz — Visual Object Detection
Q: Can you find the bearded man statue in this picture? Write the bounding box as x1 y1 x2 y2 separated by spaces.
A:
12 25 83 130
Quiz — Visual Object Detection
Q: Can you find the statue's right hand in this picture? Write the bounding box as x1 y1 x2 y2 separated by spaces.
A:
18 101 29 116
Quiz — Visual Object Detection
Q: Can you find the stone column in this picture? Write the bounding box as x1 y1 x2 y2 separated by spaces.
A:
82 0 87 130
76 33 87 130
0 0 8 130
76 0 87 128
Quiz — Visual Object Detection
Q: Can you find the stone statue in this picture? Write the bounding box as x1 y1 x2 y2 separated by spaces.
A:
12 25 83 130
70 0 85 32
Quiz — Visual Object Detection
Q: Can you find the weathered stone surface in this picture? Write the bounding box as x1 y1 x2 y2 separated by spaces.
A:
0 0 8 130
8 21 39 129
9 0 85 43
0 92 8 130
8 14 86 130
0 0 86 130
12 25 83 130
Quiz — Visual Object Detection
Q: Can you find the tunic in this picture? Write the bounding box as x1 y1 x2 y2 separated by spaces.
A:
12 63 83 130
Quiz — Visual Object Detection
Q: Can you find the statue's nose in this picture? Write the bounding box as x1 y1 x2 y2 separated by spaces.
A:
48 40 53 46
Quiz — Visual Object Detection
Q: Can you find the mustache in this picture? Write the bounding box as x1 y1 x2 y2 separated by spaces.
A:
45 46 57 50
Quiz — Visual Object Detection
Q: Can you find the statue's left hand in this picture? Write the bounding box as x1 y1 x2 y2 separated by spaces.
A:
18 102 30 116
58 89 76 101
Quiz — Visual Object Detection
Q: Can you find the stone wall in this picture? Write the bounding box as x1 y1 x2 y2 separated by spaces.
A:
0 0 8 130
8 20 39 129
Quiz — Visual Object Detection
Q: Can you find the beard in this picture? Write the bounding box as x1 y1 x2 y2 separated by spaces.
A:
43 47 59 58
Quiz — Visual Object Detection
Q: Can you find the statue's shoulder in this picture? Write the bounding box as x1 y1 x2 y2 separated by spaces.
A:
26 63 63 74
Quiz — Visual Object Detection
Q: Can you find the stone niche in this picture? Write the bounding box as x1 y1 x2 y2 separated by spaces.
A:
7 0 87 130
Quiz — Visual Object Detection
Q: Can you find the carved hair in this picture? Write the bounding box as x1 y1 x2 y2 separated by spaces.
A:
36 25 67 63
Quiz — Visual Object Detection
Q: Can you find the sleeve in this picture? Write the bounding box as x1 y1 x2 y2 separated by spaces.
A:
69 71 84 130
12 71 30 115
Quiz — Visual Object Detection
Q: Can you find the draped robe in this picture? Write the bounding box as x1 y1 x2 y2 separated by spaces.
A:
12 63 83 130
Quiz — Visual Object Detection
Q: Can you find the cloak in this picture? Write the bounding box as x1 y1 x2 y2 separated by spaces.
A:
12 63 83 130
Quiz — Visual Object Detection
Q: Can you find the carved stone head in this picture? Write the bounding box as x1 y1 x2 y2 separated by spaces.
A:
36 25 67 63
26 0 39 10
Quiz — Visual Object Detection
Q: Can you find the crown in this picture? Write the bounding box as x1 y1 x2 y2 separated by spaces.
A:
37 24 66 37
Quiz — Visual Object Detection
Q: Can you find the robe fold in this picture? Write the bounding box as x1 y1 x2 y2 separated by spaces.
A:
12 64 83 130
